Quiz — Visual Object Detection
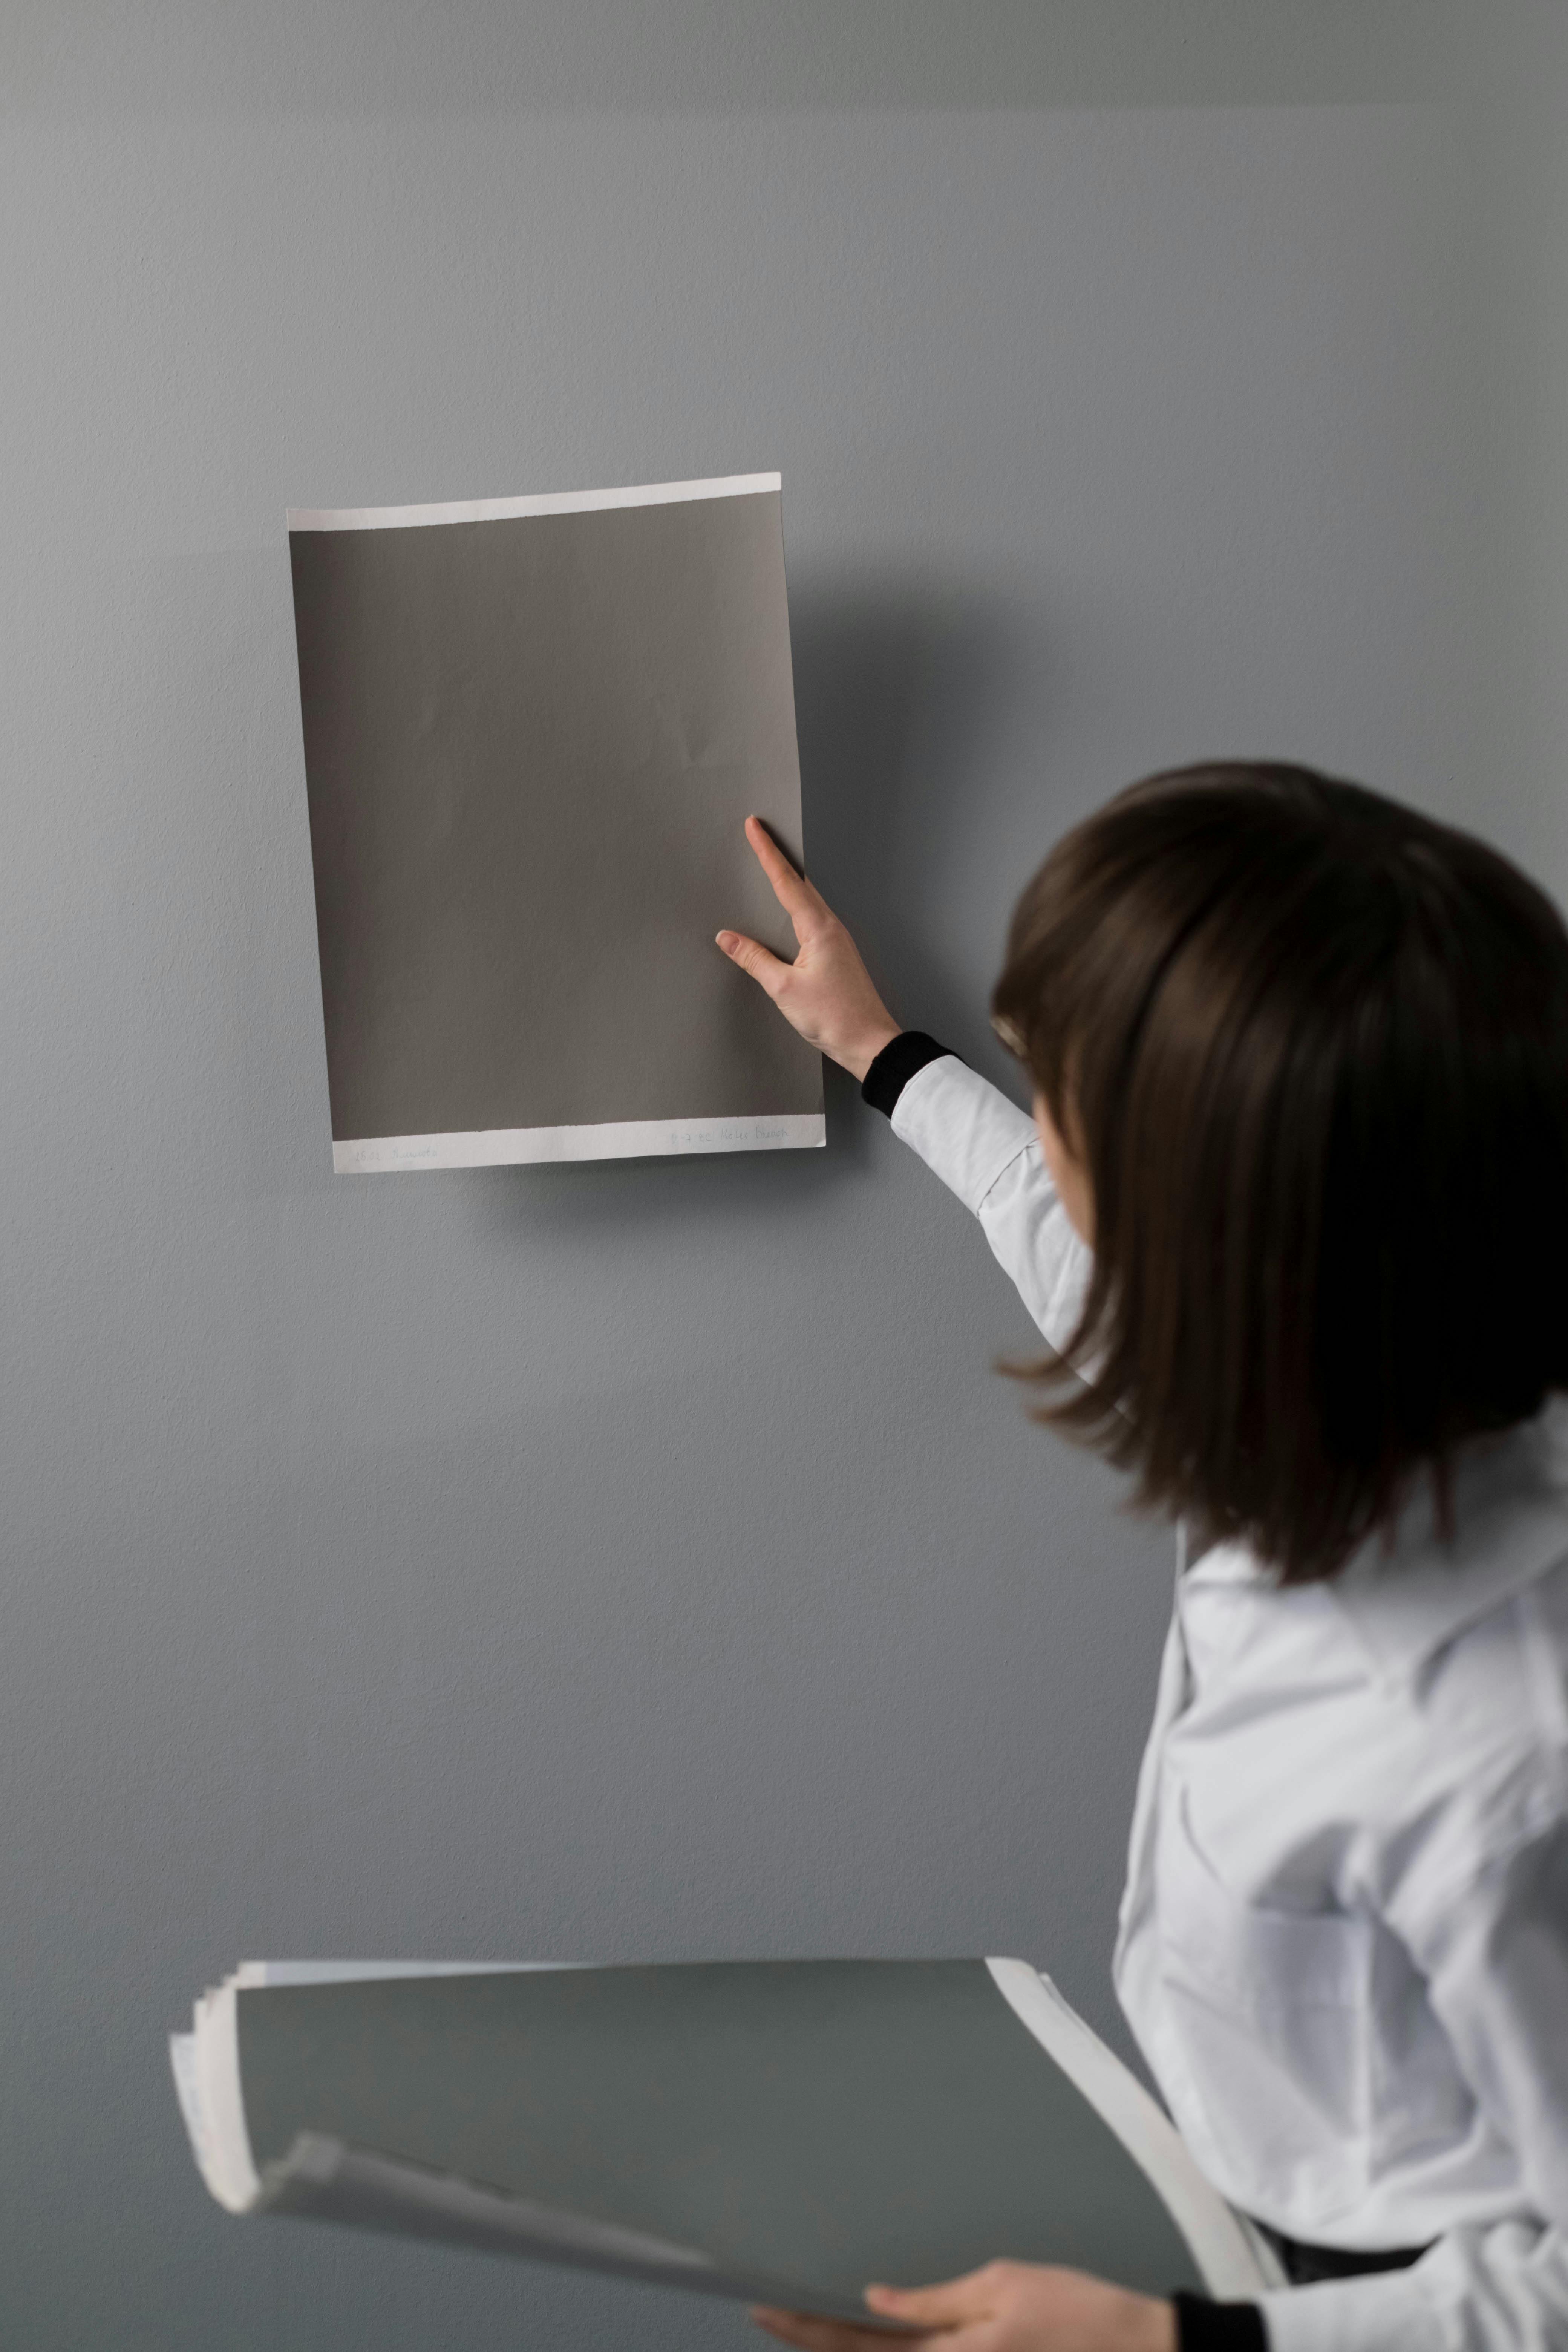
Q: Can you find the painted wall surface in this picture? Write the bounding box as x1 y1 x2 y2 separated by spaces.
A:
2 6 1565 2346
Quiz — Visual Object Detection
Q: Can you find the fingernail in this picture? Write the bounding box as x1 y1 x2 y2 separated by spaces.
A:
716 931 736 951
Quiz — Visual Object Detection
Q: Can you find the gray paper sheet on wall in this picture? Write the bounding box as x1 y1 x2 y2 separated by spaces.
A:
286 474 825 1173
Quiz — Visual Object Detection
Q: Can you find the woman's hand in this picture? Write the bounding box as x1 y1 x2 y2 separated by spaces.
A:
717 817 901 1081
752 2261 1176 2352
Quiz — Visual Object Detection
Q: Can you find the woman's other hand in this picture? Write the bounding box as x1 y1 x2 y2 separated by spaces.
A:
717 817 901 1081
752 2260 1176 2352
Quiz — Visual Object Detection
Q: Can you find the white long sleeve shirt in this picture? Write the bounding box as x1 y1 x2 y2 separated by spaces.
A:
889 1053 1568 2352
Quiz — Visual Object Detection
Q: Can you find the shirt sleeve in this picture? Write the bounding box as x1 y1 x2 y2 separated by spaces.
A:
1259 1822 1568 2352
887 1054 1093 1356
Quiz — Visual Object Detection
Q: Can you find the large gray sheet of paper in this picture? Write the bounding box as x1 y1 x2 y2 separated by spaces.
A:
287 476 824 1172
236 1961 1203 2304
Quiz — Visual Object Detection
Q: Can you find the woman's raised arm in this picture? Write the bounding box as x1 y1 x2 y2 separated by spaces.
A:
717 823 1092 1363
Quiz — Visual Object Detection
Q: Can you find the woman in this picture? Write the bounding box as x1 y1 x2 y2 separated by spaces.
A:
715 766 1568 2352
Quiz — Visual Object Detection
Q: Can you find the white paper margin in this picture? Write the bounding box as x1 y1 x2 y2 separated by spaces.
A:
333 1112 825 1174
289 472 781 534
170 1978 261 2214
985 1959 1284 2299
171 1962 587 2217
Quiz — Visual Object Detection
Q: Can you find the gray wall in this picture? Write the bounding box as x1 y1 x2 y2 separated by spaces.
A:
4 6 1566 2346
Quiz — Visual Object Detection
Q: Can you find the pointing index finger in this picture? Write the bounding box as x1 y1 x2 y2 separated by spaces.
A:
744 815 827 932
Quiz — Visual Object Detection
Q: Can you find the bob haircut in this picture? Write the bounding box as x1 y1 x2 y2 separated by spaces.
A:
991 762 1568 1583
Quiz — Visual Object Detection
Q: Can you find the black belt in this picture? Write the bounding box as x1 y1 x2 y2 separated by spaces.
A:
1260 2225 1433 2286
1173 2230 1433 2352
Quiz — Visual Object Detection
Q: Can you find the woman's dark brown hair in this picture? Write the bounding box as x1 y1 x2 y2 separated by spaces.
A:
991 762 1568 1582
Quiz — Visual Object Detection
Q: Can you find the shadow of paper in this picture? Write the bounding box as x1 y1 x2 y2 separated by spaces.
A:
475 574 1041 1240
790 579 1035 1062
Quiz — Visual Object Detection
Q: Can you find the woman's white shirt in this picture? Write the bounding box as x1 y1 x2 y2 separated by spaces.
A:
889 1054 1568 2352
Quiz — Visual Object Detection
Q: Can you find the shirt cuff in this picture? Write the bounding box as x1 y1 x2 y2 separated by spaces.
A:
1173 2294 1266 2352
861 1031 956 1117
888 1053 1041 1219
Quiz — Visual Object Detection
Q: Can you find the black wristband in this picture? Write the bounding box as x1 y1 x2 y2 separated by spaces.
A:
1171 2293 1267 2352
861 1031 956 1118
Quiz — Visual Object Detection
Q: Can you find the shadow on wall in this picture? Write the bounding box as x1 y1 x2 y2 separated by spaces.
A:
790 578 1040 1064
474 576 1044 1246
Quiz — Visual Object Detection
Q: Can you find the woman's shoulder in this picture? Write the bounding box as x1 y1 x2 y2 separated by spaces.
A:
1326 1413 1568 1700
1323 1426 1568 1926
